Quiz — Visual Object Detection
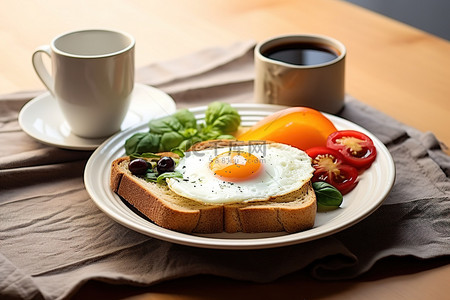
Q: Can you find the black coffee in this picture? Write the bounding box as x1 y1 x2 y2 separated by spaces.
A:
263 43 339 66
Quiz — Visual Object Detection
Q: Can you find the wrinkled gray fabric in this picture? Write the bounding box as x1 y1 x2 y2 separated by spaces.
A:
1 41 449 300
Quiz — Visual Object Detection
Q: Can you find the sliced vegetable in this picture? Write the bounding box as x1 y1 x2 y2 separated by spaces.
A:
326 130 377 170
306 147 358 195
237 107 337 150
312 182 343 208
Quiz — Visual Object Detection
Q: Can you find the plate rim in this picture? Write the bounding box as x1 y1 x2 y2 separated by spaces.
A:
84 103 395 250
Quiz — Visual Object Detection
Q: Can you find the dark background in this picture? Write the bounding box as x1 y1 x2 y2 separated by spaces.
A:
344 0 450 40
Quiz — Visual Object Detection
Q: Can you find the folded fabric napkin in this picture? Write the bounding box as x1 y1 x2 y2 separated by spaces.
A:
1 41 449 300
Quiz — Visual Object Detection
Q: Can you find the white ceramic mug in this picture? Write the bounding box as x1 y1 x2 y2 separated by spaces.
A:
32 29 135 138
254 34 346 114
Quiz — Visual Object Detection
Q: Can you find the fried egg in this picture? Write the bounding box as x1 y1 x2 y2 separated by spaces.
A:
166 142 314 204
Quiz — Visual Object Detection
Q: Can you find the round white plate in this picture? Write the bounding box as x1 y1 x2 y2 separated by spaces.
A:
18 83 176 150
85 103 395 250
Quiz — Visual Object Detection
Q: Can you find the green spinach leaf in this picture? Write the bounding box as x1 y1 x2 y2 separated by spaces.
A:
125 132 161 155
173 109 197 129
159 131 185 152
204 102 241 134
125 102 241 155
156 171 183 184
313 182 343 209
148 115 182 134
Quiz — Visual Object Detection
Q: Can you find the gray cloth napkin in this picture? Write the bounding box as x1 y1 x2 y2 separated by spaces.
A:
1 41 449 300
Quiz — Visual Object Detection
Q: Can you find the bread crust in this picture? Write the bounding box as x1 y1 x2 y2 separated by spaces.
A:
110 140 316 234
223 182 316 233
111 157 223 233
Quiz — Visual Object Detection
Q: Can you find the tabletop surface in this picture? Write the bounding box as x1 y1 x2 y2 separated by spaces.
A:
1 0 449 299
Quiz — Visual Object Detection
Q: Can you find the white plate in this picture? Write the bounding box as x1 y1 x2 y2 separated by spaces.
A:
84 103 395 249
18 83 176 150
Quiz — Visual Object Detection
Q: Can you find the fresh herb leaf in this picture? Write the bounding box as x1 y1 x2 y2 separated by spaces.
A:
204 102 241 134
313 182 343 209
170 148 185 158
156 171 183 184
159 131 185 152
140 153 161 159
129 153 142 161
148 115 182 134
125 102 241 155
145 170 159 182
216 134 237 140
178 136 203 151
173 109 197 129
125 132 161 155
181 127 198 138
125 132 147 155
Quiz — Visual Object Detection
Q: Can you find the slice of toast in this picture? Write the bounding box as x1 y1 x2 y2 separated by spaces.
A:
110 141 316 234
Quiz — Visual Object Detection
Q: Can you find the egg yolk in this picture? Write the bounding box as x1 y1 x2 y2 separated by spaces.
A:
209 151 262 182
237 107 337 150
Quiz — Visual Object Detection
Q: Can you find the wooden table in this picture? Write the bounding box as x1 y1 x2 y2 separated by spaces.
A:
1 0 449 299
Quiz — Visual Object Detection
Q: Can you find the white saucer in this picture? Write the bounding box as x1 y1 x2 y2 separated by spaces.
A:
18 83 176 150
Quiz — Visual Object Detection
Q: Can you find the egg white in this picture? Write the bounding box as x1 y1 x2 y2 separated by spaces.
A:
166 143 314 204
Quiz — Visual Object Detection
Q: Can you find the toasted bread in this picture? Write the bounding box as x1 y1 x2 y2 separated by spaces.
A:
110 140 316 234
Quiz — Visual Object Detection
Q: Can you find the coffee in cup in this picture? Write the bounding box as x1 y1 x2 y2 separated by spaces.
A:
254 34 346 114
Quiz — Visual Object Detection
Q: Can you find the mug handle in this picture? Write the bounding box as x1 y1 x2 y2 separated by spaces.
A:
32 45 55 97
